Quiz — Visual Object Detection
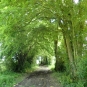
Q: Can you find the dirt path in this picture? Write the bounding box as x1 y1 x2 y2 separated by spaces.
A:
14 66 62 87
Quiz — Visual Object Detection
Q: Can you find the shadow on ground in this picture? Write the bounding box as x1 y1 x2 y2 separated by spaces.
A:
14 66 62 87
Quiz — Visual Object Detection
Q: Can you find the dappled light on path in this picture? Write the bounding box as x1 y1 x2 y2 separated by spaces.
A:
14 66 61 87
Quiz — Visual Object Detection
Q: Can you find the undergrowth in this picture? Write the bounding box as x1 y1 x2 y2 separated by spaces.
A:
0 64 37 87
0 71 27 87
52 72 84 87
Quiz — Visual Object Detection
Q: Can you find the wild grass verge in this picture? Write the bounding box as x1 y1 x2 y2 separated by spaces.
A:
52 72 84 87
0 65 38 87
0 71 27 87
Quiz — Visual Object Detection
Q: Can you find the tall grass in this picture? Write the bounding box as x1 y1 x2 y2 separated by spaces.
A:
0 71 25 87
52 72 84 87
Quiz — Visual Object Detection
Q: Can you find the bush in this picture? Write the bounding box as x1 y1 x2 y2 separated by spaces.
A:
77 57 87 87
55 59 66 72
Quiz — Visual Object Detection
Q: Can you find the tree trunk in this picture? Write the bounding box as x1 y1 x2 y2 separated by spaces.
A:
65 35 76 78
61 26 76 77
54 40 58 71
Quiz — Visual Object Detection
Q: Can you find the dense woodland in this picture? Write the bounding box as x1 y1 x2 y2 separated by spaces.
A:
0 0 87 87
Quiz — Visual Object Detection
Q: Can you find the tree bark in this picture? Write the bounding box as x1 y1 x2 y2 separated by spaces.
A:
61 26 76 77
54 40 58 71
65 35 76 77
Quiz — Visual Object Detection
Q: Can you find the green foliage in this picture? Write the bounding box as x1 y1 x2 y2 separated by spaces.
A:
0 0 87 86
5 50 35 72
0 71 23 87
53 72 84 87
77 56 87 86
39 55 49 66
55 59 66 72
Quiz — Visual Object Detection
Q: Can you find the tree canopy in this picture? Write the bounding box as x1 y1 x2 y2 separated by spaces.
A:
0 0 87 86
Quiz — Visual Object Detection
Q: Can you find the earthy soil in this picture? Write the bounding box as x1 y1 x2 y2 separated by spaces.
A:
14 66 62 87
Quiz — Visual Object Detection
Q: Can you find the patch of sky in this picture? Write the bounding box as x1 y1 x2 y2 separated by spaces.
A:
50 19 55 23
73 0 79 4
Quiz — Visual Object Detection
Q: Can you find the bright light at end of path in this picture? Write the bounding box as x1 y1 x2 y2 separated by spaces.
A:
73 0 79 4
